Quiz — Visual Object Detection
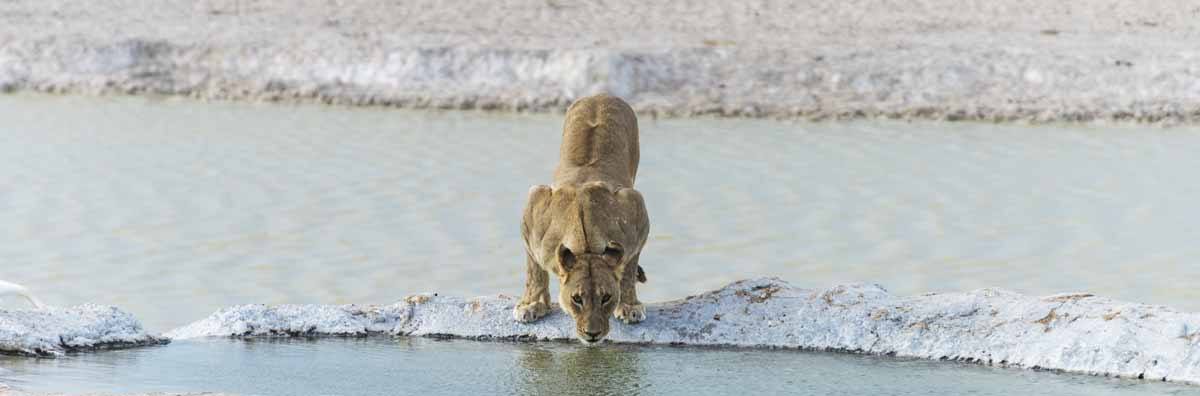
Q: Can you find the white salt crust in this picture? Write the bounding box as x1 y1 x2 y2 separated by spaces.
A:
0 305 167 357
170 278 1200 385
2 0 1199 123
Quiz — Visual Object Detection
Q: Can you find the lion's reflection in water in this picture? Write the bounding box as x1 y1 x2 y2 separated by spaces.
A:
515 343 647 395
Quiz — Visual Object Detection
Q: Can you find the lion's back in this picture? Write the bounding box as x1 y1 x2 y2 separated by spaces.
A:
554 94 640 188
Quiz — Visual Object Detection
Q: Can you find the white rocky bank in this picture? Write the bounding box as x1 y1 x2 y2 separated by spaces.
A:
2 0 1200 123
170 277 1200 384
0 305 167 357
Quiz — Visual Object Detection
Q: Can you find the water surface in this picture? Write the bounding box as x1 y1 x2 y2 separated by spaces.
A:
1 337 1194 395
2 95 1200 333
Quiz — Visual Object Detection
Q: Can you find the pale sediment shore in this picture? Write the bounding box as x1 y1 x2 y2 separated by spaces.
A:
0 305 166 357
0 392 226 396
170 278 1200 385
1 0 1198 123
0 391 229 396
7 278 1200 391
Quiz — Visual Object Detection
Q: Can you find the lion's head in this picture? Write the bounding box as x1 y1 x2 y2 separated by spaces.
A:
556 248 624 344
522 181 649 344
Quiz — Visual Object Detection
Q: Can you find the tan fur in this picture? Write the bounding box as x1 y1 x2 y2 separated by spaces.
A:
513 94 650 344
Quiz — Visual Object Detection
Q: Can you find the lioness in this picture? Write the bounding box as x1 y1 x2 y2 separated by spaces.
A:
513 94 650 344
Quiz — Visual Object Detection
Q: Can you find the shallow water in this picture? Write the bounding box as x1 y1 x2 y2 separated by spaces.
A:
3 95 1200 333
1 337 1195 395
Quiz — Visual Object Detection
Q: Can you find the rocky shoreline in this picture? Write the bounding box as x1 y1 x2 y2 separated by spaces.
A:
9 278 1200 390
0 304 166 357
2 0 1199 123
169 278 1200 385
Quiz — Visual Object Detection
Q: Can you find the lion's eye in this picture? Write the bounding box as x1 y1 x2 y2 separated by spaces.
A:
601 294 612 305
571 295 583 306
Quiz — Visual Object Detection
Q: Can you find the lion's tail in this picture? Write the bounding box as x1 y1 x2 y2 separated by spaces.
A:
636 265 647 283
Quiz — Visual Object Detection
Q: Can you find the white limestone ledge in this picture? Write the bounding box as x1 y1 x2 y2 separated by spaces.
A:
168 277 1200 384
0 304 168 357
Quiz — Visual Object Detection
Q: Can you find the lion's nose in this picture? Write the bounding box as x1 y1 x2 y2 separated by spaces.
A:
584 331 601 339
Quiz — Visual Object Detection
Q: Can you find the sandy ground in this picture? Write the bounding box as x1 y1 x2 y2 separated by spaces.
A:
1 0 1199 122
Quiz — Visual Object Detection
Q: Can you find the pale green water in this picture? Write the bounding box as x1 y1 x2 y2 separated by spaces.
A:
3 95 1200 332
1 337 1196 395
4 94 1200 394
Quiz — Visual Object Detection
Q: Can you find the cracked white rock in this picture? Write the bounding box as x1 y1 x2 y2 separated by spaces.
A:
0 304 168 357
169 278 1200 385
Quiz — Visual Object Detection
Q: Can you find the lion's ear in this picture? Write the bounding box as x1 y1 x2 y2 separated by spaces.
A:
600 241 626 277
555 246 576 276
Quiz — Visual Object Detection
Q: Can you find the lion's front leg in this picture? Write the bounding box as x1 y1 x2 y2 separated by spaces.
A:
614 253 646 324
513 253 552 323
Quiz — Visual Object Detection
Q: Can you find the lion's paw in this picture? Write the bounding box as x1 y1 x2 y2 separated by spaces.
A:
513 301 550 323
614 302 646 324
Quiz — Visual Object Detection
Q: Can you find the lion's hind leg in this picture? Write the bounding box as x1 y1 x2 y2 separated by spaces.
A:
614 254 646 324
513 253 552 323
